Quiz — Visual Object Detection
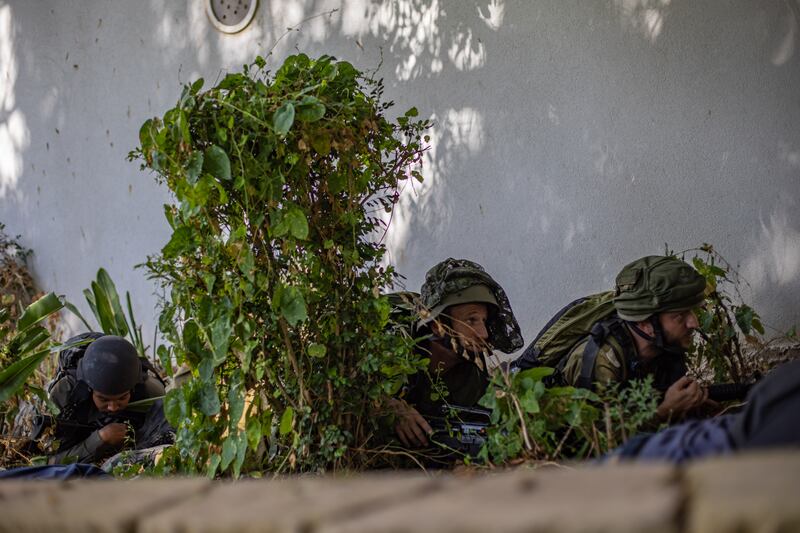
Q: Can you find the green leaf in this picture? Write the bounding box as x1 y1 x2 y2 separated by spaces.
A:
208 304 233 365
275 285 307 326
310 132 331 156
307 343 327 358
97 268 131 337
0 348 50 403
327 171 346 193
246 418 262 450
10 326 50 357
296 96 326 122
64 301 94 332
162 226 196 258
273 102 295 135
207 453 221 478
138 118 155 148
515 366 554 384
125 395 164 413
198 382 221 416
735 305 755 335
220 435 236 471
233 431 248 477
16 293 63 333
164 389 185 426
321 61 338 80
227 376 245 431
203 145 232 181
285 207 308 240
90 281 119 335
191 77 204 94
186 151 204 184
520 390 540 414
279 406 294 435
405 107 419 117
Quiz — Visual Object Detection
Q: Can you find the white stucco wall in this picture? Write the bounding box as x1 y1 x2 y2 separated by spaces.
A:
1 0 798 352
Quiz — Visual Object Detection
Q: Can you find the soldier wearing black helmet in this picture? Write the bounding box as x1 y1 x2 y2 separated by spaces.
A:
389 258 524 447
560 255 711 420
47 335 165 464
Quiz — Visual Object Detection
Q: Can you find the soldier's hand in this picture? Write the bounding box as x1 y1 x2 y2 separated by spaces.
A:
388 398 433 448
98 422 128 446
657 376 707 421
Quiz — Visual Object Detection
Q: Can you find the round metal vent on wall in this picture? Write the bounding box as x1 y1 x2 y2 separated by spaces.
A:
206 0 258 34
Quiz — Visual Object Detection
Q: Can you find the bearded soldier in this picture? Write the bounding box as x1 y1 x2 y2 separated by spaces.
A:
514 255 710 421
389 258 524 447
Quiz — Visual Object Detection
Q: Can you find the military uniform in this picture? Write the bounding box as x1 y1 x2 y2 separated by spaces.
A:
48 371 165 464
403 342 490 416
401 258 523 414
560 329 687 391
523 256 706 392
609 359 800 462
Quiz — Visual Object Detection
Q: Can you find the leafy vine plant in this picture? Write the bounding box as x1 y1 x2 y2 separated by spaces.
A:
131 54 430 476
672 244 772 383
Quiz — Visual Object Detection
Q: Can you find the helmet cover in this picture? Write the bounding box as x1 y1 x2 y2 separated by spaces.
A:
418 258 524 353
613 255 707 322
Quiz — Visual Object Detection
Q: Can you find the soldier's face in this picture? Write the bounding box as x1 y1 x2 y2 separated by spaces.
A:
447 303 490 352
92 390 132 413
659 309 699 349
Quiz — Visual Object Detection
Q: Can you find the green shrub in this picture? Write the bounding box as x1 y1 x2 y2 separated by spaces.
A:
132 53 429 475
478 367 660 463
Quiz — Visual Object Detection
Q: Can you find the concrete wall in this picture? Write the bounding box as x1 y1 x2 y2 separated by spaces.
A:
1 0 798 352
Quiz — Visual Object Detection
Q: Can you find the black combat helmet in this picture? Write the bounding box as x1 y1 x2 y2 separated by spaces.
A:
76 335 141 395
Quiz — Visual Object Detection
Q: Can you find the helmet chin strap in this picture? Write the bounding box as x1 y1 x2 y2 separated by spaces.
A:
627 316 686 357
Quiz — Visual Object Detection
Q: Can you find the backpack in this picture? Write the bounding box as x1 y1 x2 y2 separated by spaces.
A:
510 292 636 389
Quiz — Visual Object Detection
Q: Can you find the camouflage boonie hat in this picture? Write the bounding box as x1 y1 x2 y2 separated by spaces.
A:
613 255 707 322
418 258 524 354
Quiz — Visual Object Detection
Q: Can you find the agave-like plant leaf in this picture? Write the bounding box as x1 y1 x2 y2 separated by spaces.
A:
97 268 131 336
91 280 119 335
0 348 50 403
63 301 94 332
16 293 63 333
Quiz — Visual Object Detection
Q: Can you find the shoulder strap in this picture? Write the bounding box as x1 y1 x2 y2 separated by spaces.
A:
60 379 92 421
139 357 167 388
572 316 635 390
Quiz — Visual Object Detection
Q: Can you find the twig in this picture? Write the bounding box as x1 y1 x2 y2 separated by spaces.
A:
268 9 340 56
279 318 309 406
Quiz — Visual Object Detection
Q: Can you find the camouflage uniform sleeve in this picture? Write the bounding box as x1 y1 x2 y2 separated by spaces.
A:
561 339 624 387
48 430 117 465
47 376 120 464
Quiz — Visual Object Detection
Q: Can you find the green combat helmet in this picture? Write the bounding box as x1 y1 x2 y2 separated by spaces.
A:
613 256 707 321
418 258 524 354
613 255 707 353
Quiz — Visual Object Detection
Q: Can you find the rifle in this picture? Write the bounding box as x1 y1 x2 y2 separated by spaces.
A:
424 404 491 460
654 380 755 403
706 382 752 402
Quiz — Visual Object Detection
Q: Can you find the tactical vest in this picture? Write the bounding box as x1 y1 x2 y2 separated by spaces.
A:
511 292 686 390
